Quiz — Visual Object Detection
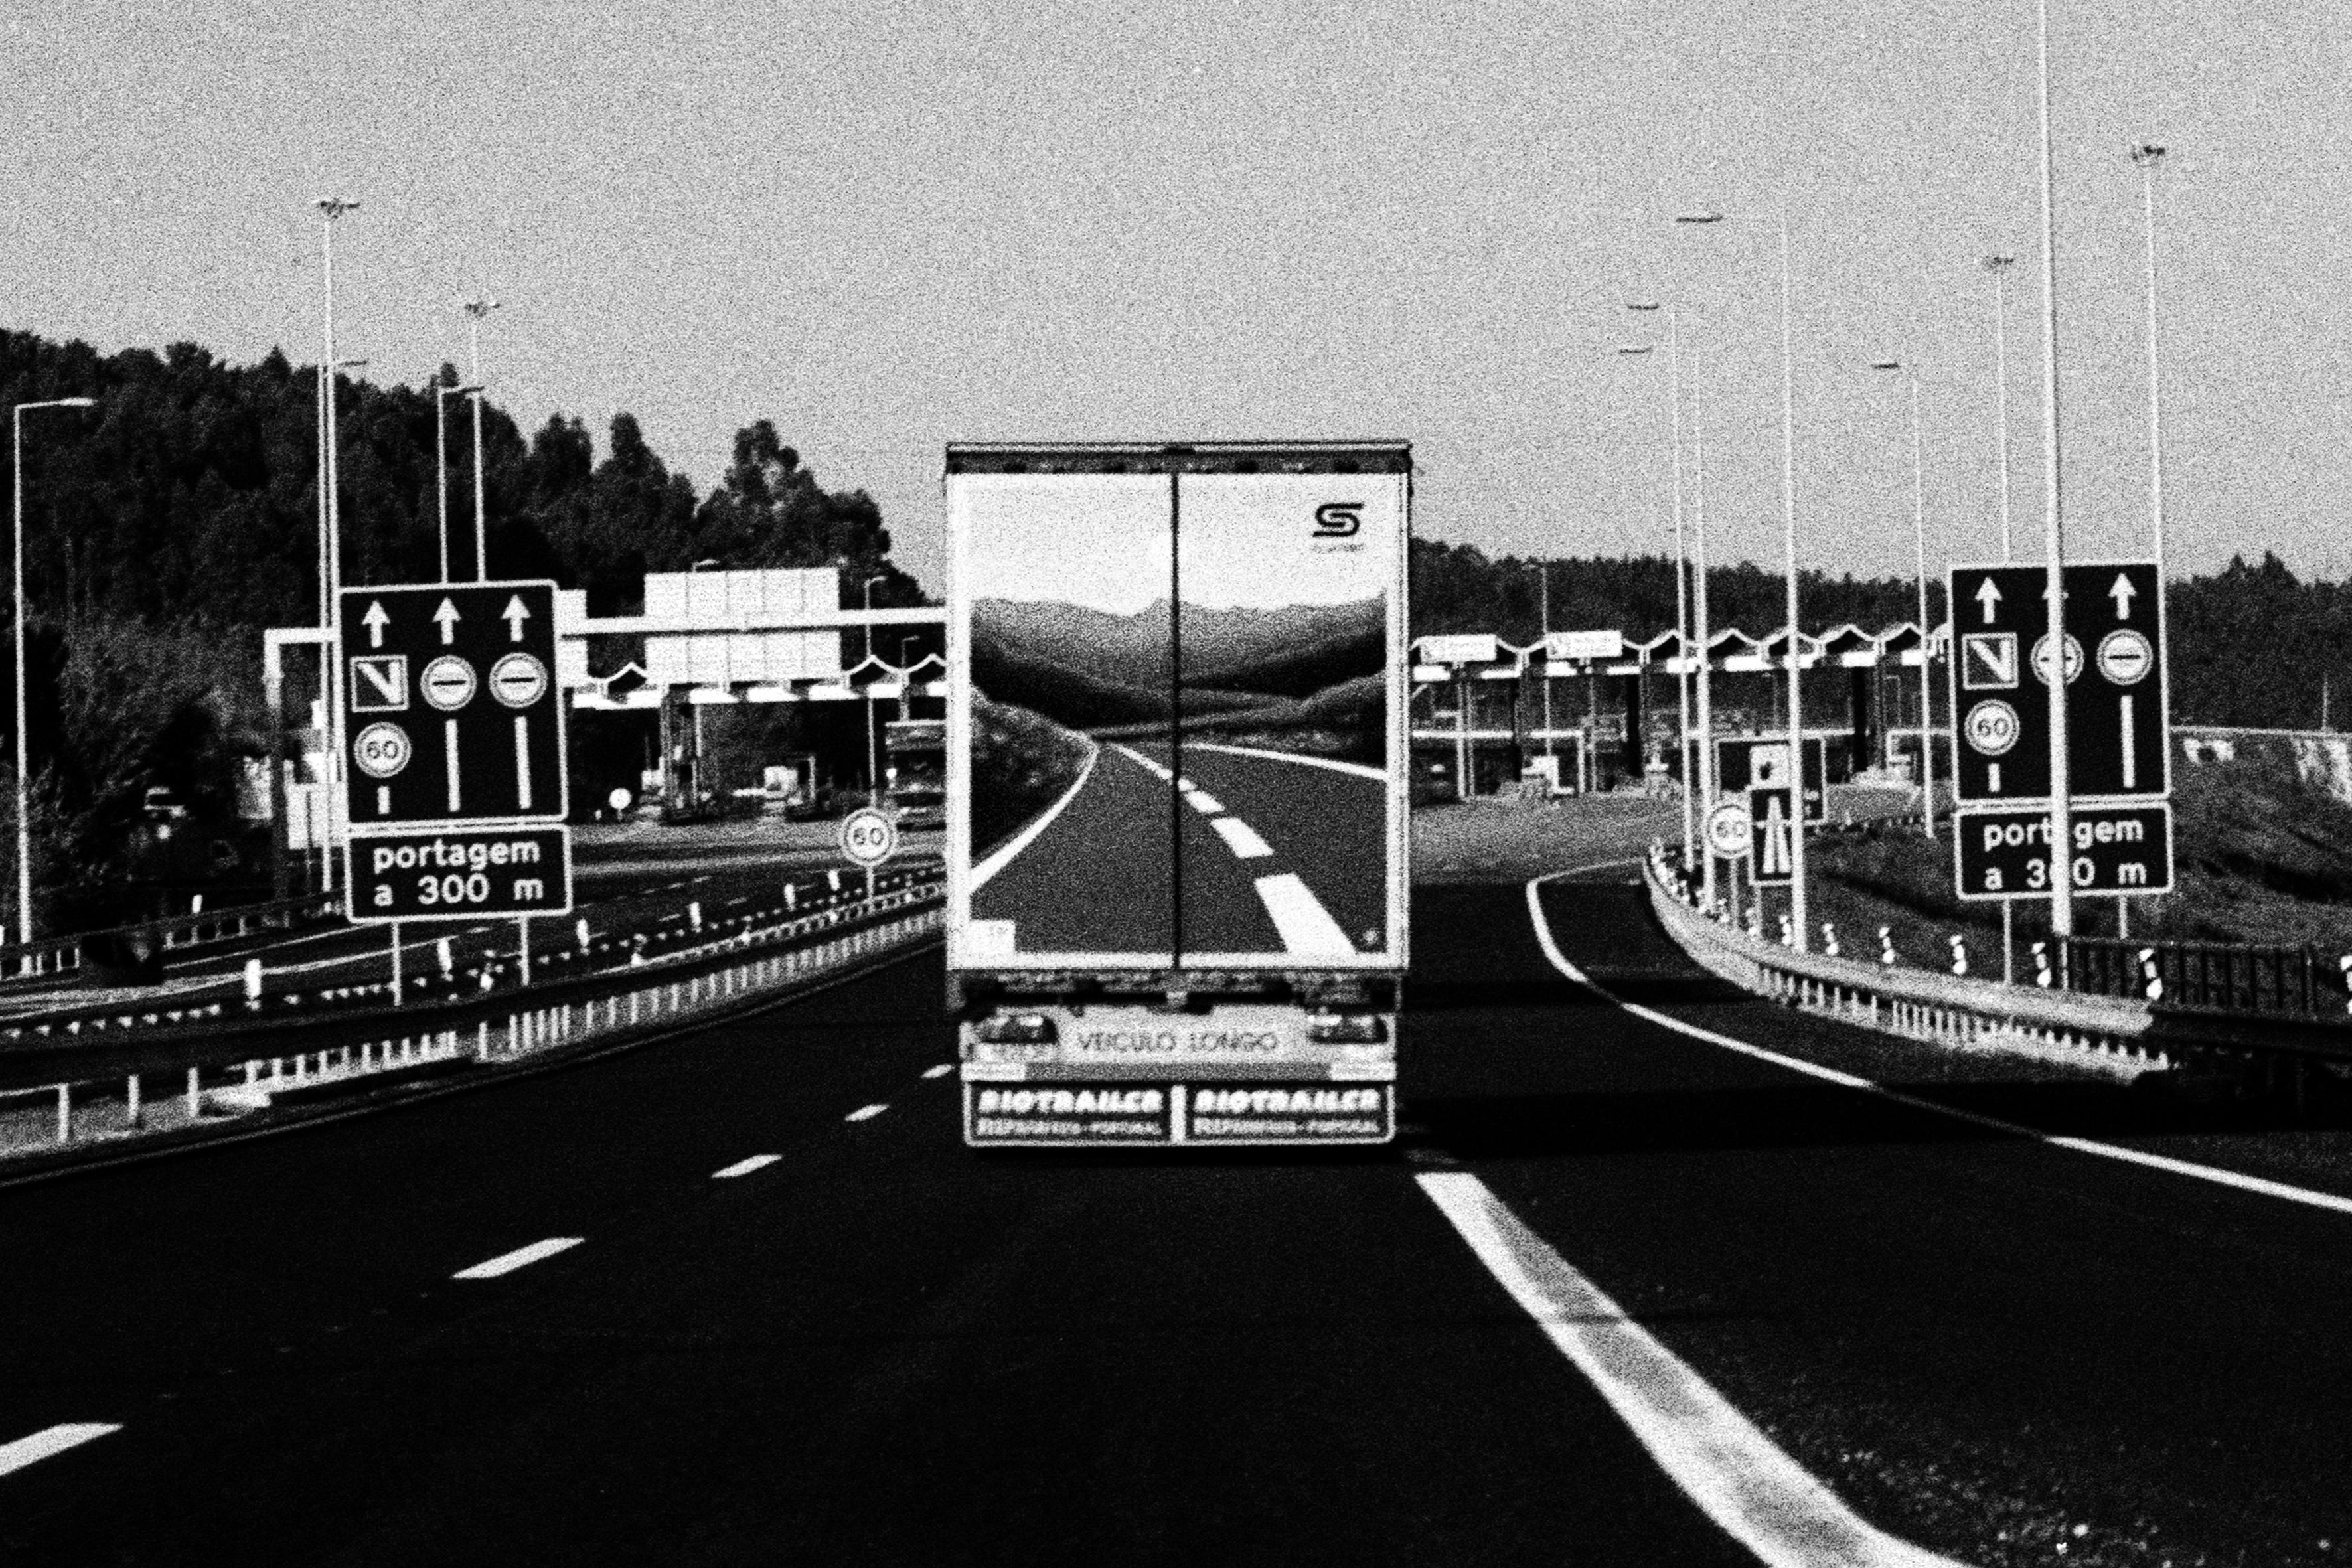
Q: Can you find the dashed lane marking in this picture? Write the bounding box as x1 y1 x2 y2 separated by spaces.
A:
1108 743 1174 782
923 1064 953 1079
0 1423 122 1478
846 1103 888 1122
1524 870 2352 1220
712 1155 781 1179
1184 742 1386 781
1184 789 1227 815
1211 817 1273 858
453 1237 585 1279
1253 873 1355 955
1419 1172 1964 1568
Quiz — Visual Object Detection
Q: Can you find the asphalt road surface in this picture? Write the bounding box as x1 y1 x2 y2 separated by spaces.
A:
973 739 1387 962
7 870 2352 1563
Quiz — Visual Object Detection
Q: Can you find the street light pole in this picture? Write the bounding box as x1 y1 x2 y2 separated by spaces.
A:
1981 256 2019 563
13 396 94 951
435 381 485 582
1772 208 1811 951
2034 0 2075 944
2131 143 2170 576
315 198 358 898
1872 362 1937 840
1624 301 1696 867
1672 212 1729 908
862 573 886 804
459 298 500 581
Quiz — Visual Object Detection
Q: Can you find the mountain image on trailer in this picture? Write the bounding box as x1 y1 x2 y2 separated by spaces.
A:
949 451 1407 970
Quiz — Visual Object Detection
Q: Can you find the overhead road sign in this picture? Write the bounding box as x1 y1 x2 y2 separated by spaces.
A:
1543 630 1624 663
1748 786 1796 884
1947 561 2169 803
345 825 573 923
1954 803 2173 900
337 580 568 826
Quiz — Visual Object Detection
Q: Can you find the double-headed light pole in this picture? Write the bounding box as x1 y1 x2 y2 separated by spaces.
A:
459 297 500 580
435 380 485 582
1869 360 1937 839
13 397 96 949
1617 303 1701 874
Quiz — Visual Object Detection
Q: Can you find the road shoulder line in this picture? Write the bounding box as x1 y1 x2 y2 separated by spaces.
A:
1417 1172 1963 1568
1524 872 2352 1219
0 1423 121 1478
973 743 1103 890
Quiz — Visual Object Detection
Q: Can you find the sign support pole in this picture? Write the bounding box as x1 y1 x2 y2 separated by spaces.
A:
390 920 402 1005
2035 0 2075 953
519 915 531 988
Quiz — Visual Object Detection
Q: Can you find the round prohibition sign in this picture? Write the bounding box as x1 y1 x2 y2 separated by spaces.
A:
837 806 899 868
1704 801 1753 860
489 652 550 708
2097 629 2154 686
353 722 412 779
420 655 477 712
1964 699 2021 757
2031 633 2085 687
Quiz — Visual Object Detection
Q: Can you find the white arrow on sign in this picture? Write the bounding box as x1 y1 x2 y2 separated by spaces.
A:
433 598 462 645
362 601 390 649
2109 574 2137 620
502 595 530 642
1974 578 2001 624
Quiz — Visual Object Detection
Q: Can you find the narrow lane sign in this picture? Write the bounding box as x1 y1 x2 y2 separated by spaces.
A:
1749 786 1796 885
337 580 567 826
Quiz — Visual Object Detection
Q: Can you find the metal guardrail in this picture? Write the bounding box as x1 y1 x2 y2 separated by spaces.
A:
2065 935 2351 1021
1643 847 2164 1068
0 881 945 1162
0 892 341 981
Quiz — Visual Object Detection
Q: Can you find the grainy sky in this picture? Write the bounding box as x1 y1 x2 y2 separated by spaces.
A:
5 0 2343 601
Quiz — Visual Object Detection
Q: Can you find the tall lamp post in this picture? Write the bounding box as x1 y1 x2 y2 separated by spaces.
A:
13 396 94 951
2033 0 2075 944
1619 306 1697 868
1980 256 2019 563
458 297 500 580
435 380 485 581
2130 143 2170 574
862 573 887 803
315 198 358 898
1870 361 1937 840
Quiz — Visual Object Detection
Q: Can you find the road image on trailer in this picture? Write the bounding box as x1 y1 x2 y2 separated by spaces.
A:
947 442 1410 1147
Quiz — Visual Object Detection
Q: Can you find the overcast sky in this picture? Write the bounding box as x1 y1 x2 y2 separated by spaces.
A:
6 0 2344 603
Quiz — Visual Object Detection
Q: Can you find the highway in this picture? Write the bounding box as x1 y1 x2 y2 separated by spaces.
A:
973 739 1388 961
5 866 2352 1563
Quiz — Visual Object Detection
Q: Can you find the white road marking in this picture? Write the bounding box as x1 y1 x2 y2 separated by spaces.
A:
1419 1172 1964 1568
1524 871 2352 1219
0 1423 122 1478
1184 789 1226 815
1211 817 1274 859
846 1103 888 1122
1186 742 1385 781
1109 743 1174 782
453 1237 585 1279
973 743 1103 889
712 1154 781 1179
923 1063 953 1079
1253 873 1355 955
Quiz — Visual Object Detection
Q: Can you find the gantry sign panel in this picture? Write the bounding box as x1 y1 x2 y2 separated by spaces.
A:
337 581 568 826
1946 561 2169 805
945 445 1411 972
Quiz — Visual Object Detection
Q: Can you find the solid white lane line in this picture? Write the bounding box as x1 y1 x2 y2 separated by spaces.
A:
1108 743 1174 781
973 744 1103 890
712 1154 781 1179
453 1237 585 1279
1185 742 1385 781
1184 789 1226 815
1253 873 1355 955
846 1103 888 1122
1211 817 1273 859
1524 872 2352 1219
0 1423 122 1478
1418 1172 1964 1568
923 1064 954 1079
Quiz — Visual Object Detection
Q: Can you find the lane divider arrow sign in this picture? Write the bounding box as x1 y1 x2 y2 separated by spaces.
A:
433 597 461 645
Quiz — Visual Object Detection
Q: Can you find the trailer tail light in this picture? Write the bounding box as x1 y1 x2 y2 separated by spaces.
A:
1306 1012 1387 1044
973 1012 1056 1044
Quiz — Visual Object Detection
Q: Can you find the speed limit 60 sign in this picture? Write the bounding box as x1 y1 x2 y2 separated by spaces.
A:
345 826 573 924
838 807 899 867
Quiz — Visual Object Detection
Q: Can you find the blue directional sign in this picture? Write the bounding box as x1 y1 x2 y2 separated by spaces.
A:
1946 560 2169 803
337 580 567 826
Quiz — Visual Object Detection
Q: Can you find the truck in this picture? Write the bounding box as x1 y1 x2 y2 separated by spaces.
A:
945 441 1411 1146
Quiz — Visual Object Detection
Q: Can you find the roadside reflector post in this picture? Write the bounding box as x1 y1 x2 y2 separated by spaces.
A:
437 936 453 978
56 1083 71 1143
243 957 264 1008
574 917 589 953
784 882 797 911
389 921 403 1006
125 1073 141 1129
519 915 532 987
185 1065 200 1119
